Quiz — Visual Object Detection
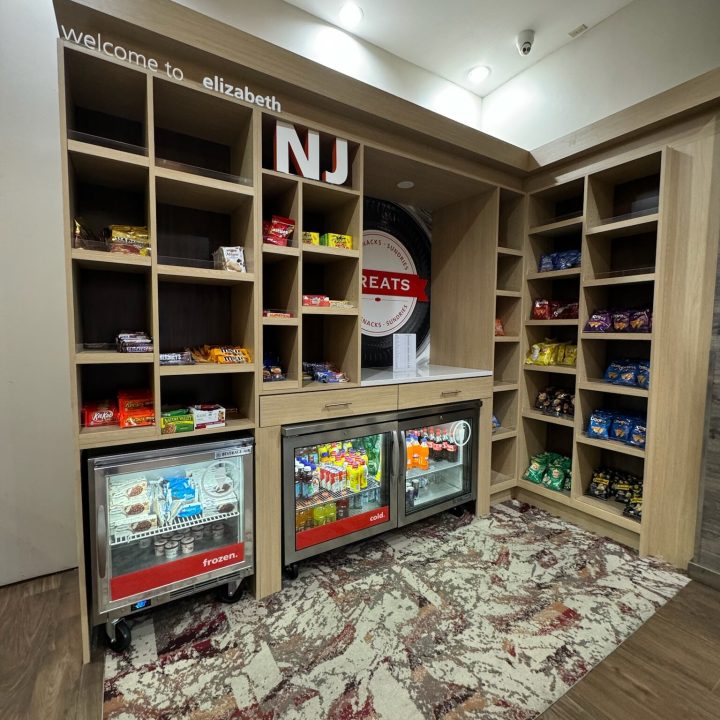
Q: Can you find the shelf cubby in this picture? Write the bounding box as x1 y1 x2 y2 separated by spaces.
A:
586 152 661 228
527 231 582 277
262 171 300 248
158 281 254 358
155 175 254 273
491 435 518 486
160 372 254 428
523 369 576 414
262 253 299 318
74 267 151 351
584 228 657 282
576 388 647 455
582 282 654 332
580 336 652 384
302 314 359 387
64 48 147 154
302 254 360 307
153 78 254 185
302 182 360 247
528 179 585 230
494 342 521 385
498 190 524 250
495 295 522 337
263 325 300 388
497 253 523 293
493 389 518 434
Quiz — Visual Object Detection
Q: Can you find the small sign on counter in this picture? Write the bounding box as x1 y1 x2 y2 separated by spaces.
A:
393 334 417 373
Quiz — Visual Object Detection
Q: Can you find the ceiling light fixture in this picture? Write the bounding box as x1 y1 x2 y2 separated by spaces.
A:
397 180 415 189
339 2 363 29
467 65 491 85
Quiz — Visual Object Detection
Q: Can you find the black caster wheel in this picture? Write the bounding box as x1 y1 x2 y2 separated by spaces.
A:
283 563 299 580
449 505 465 518
216 579 246 604
105 619 131 653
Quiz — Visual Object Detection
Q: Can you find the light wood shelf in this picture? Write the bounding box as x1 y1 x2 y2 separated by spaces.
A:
576 433 646 458
492 427 517 442
155 164 254 201
261 379 301 392
580 332 653 341
71 248 151 271
586 213 659 238
525 319 578 326
497 247 524 257
166 417 255 440
527 268 582 280
67 138 150 168
158 363 255 376
573 495 642 533
262 244 300 257
496 289 522 298
528 216 584 237
262 316 298 326
524 364 577 375
301 305 358 316
302 244 360 261
157 265 255 285
521 409 575 427
76 351 154 364
490 474 516 494
578 380 649 397
495 335 520 343
517 479 573 507
583 273 655 287
78 424 157 449
493 381 519 392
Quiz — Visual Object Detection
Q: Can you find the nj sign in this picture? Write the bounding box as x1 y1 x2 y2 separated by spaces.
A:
274 120 349 186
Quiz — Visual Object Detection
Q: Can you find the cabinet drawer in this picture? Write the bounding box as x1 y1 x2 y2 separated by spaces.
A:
261 386 398 427
397 377 492 410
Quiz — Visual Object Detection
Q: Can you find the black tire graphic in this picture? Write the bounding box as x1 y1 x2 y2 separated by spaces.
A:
362 198 431 368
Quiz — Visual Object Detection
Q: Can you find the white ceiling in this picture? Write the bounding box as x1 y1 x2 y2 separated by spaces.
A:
284 0 634 95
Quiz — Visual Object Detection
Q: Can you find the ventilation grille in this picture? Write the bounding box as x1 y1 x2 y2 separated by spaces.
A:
568 24 588 38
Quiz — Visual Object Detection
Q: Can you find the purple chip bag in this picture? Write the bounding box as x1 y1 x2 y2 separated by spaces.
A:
612 310 631 333
584 309 612 333
629 309 652 333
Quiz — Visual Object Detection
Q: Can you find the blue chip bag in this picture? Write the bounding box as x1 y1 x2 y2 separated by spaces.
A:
629 419 647 448
539 253 555 272
614 361 639 387
636 360 650 389
604 360 624 384
588 410 613 440
610 415 633 443
553 249 581 270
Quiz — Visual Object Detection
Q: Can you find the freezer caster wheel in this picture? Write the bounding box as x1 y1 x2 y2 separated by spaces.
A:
283 563 299 580
449 505 465 518
216 579 246 604
105 619 131 653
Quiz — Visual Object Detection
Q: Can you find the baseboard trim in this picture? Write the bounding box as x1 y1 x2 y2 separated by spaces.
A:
688 560 720 591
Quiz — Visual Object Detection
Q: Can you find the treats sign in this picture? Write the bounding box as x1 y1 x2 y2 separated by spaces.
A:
274 121 349 186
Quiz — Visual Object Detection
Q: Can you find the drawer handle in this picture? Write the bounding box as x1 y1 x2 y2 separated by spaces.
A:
324 402 352 409
441 390 461 397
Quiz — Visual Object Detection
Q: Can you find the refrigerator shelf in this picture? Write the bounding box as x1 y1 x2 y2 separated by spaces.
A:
295 478 381 512
406 457 463 480
110 508 240 546
409 476 465 510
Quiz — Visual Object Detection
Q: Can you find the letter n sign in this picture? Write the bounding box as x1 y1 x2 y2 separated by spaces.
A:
274 120 349 186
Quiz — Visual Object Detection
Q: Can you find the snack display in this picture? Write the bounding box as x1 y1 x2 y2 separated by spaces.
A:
160 408 194 435
302 294 331 307
187 345 252 364
302 361 350 383
302 231 320 245
537 250 581 273
523 452 572 493
263 352 287 382
105 225 150 256
189 404 226 430
263 215 296 246
495 318 505 336
320 233 353 249
116 331 153 353
587 409 647 449
584 307 652 333
587 466 643 522
212 246 246 272
524 340 577 368
531 299 579 320
603 358 650 388
533 386 575 418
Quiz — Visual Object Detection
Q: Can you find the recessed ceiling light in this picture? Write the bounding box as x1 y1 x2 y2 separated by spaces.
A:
339 2 363 29
397 180 414 189
467 65 491 85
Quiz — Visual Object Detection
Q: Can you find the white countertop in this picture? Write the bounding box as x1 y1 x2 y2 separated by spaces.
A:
361 364 492 387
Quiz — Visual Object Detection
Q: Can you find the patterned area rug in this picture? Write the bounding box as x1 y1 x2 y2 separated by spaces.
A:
104 501 688 719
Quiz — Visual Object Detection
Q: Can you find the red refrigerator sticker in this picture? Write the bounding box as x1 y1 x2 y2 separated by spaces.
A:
110 542 245 601
295 506 390 550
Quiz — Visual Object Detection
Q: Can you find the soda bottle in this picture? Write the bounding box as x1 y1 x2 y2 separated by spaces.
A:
359 459 368 489
312 504 326 526
406 435 415 470
347 461 358 492
439 429 448 461
447 440 458 466
418 439 429 471
336 497 350 519
324 501 337 524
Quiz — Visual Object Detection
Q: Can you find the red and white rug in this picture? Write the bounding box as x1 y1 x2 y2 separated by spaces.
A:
104 501 688 719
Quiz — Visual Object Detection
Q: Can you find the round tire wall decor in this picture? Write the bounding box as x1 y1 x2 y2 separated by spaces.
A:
362 198 431 368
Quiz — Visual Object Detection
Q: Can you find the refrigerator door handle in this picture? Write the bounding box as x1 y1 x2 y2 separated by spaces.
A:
391 429 401 483
97 504 108 580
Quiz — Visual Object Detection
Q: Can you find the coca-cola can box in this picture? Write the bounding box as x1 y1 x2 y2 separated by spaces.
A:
82 401 118 427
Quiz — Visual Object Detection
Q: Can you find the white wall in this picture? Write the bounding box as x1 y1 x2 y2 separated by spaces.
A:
169 0 484 129
0 0 77 585
481 0 720 149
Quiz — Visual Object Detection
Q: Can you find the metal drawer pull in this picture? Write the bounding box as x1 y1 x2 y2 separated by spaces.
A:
324 401 352 409
441 390 461 397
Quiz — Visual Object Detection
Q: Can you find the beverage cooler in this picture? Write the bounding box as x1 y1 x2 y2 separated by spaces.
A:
281 402 479 573
87 437 253 651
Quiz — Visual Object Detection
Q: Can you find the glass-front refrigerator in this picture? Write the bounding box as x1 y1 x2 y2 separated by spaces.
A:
88 437 253 650
282 416 398 572
398 404 478 526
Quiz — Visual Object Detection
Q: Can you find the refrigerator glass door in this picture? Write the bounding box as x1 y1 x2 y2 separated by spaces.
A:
92 439 253 615
401 411 475 517
285 424 396 562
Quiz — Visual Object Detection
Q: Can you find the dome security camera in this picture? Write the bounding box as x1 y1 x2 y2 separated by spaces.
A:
516 29 535 56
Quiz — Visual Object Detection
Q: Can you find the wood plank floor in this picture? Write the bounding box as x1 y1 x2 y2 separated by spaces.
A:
0 571 718 719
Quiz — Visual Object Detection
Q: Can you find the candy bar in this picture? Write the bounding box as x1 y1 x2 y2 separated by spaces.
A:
302 231 320 245
320 233 352 249
190 404 226 430
208 346 251 364
160 408 194 435
119 406 155 428
302 294 331 307
159 351 194 366
82 401 118 427
117 389 153 413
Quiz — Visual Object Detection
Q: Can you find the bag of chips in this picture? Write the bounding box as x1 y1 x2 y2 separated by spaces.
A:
495 318 506 336
492 414 501 430
615 361 639 386
623 495 643 520
554 249 581 270
636 360 650 389
542 465 566 491
559 344 577 367
524 454 549 484
588 410 613 440
584 310 612 333
531 299 551 320
539 254 555 272
525 341 561 366
588 468 612 500
628 419 647 448
630 309 652 333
